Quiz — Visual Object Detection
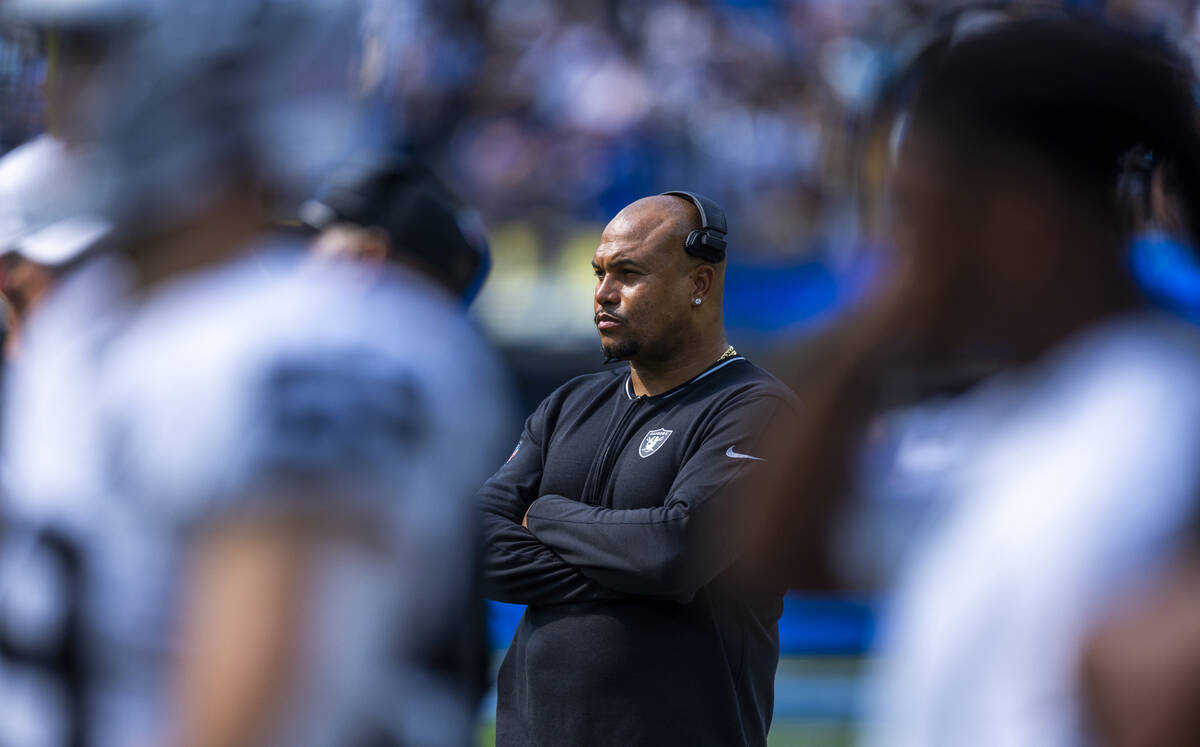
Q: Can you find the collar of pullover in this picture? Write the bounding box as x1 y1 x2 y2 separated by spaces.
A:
624 355 746 401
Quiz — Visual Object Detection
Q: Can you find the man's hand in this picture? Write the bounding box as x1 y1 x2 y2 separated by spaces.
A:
522 504 531 528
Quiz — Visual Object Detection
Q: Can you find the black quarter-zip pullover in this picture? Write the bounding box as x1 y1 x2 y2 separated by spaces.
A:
479 356 796 746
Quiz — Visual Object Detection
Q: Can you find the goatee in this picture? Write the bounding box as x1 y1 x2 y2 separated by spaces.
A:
602 339 640 361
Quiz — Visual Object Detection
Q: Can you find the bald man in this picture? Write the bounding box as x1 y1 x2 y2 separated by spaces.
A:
478 193 796 746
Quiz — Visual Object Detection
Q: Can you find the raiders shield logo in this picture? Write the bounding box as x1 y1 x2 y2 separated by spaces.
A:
638 428 673 458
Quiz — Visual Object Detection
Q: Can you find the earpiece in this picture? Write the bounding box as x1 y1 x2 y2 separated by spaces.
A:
660 191 728 263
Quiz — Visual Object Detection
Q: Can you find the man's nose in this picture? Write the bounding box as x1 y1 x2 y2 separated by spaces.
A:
595 275 620 306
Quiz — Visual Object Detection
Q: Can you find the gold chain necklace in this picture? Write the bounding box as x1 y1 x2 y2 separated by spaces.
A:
716 345 737 364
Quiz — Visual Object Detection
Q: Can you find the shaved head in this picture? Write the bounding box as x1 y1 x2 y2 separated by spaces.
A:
592 194 726 367
606 195 700 262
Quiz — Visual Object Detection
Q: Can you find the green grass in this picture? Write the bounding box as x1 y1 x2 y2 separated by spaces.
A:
767 722 855 746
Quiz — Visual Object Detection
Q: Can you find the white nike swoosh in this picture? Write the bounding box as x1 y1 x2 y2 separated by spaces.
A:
726 446 767 462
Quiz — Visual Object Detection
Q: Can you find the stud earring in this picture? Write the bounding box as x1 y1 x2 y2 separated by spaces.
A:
693 298 702 305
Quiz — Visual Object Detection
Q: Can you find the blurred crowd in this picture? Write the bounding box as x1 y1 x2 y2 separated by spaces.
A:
380 0 857 264
373 0 1200 261
0 23 42 151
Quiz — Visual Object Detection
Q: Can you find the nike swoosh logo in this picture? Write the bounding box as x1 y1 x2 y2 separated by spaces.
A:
726 446 767 462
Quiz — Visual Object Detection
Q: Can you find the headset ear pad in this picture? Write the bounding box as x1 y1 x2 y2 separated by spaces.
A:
659 189 727 263
701 231 726 253
684 229 726 263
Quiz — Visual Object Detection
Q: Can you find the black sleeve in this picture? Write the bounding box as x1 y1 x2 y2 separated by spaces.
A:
524 393 790 603
478 402 626 606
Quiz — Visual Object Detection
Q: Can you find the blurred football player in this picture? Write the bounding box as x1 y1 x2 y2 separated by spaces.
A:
0 4 509 747
762 13 1200 747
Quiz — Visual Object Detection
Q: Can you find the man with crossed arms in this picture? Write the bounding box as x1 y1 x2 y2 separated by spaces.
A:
480 192 796 746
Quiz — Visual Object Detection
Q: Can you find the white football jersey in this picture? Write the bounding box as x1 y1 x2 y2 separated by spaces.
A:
0 245 510 747
865 313 1200 747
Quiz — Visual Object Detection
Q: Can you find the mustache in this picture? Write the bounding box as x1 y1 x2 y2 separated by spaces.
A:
595 310 626 324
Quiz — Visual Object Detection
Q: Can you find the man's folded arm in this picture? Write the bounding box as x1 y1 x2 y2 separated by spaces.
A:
478 412 626 606
525 394 790 603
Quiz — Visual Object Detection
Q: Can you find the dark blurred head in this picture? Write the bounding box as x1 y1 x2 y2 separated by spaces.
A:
592 195 725 363
882 16 1200 363
304 154 491 304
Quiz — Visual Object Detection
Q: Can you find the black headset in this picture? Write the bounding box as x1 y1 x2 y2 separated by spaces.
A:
660 190 727 263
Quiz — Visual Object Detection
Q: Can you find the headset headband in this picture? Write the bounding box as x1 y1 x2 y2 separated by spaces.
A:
660 190 727 263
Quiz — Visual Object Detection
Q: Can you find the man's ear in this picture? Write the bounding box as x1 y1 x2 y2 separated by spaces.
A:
690 263 715 302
